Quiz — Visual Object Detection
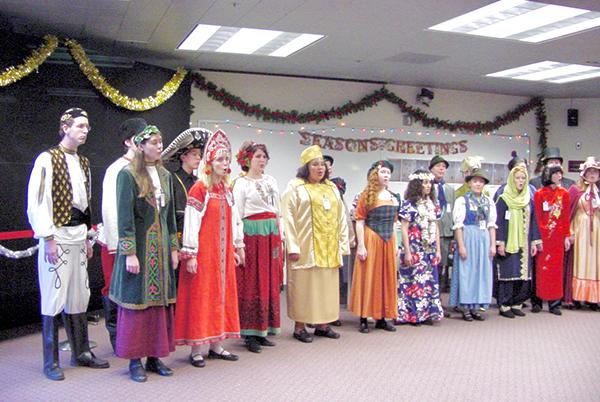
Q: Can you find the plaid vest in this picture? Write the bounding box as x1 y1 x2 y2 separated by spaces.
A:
47 147 91 227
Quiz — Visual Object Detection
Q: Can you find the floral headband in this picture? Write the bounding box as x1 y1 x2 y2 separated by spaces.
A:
133 125 160 145
236 143 257 169
408 172 434 181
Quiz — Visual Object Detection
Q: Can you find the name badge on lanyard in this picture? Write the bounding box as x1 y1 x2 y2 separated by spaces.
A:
446 203 452 212
323 195 331 210
505 210 511 220
479 220 486 230
543 201 550 211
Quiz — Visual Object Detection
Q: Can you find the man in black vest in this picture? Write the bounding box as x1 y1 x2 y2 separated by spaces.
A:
27 108 109 381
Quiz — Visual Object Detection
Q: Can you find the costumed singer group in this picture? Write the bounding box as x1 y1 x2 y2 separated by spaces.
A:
27 108 600 382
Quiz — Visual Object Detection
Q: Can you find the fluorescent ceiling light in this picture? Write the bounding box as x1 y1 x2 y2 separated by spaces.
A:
177 24 324 57
269 34 324 57
487 61 600 83
216 28 282 54
178 24 220 50
429 0 600 43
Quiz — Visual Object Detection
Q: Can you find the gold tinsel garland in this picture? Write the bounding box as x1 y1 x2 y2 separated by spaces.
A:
0 35 59 87
65 38 188 111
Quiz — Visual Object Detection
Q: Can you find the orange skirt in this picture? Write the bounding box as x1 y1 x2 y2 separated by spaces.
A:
348 226 398 319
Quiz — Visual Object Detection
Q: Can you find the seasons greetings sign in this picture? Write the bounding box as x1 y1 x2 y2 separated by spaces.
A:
298 131 468 155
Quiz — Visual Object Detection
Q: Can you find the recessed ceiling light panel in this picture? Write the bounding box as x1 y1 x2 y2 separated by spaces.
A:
429 0 600 43
487 61 600 83
177 24 324 57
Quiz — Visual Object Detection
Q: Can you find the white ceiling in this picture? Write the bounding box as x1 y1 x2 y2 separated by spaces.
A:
1 0 600 98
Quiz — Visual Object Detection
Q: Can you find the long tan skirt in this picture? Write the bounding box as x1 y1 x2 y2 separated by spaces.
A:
287 266 339 324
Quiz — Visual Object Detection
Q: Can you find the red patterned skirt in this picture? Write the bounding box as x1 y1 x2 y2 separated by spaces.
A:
237 212 283 337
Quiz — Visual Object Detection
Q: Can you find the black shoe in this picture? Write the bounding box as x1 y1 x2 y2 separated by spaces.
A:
471 310 485 321
500 309 515 319
246 337 262 353
421 320 434 326
462 312 474 322
129 359 147 383
257 337 276 347
63 313 110 369
41 315 65 381
443 309 452 318
208 349 239 361
145 357 173 376
189 353 205 368
359 320 369 334
589 303 600 312
531 304 542 313
314 326 340 339
550 307 562 316
330 319 342 327
375 319 396 332
293 329 313 343
511 308 526 317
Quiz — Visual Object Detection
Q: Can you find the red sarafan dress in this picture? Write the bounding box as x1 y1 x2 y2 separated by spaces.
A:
534 185 570 300
175 181 242 345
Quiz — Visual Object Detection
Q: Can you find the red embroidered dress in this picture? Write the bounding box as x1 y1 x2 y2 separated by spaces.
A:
534 186 570 300
175 182 243 345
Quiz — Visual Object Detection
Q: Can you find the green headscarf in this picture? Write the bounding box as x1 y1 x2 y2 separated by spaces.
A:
498 166 530 253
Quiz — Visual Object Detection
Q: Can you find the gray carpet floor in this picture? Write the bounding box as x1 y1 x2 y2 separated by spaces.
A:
1 295 599 402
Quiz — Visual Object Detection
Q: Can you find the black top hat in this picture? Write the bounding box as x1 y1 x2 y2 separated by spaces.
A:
465 168 489 184
119 118 147 144
542 147 563 164
429 155 449 170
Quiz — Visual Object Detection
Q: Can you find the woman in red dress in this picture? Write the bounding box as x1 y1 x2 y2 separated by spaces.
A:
175 129 246 368
533 166 571 315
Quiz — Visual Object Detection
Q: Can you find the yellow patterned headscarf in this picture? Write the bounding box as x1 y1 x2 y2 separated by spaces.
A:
300 145 323 165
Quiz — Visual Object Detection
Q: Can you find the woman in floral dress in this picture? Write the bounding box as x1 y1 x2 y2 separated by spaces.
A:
396 169 443 325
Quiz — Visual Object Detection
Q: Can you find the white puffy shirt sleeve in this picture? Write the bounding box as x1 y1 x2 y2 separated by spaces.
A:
180 186 207 260
27 152 56 239
452 196 466 230
232 200 244 248
486 194 498 229
101 159 127 252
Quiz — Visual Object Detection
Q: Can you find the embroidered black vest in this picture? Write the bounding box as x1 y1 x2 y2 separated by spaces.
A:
47 147 91 228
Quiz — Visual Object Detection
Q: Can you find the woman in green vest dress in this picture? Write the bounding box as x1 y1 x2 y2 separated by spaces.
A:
109 125 179 383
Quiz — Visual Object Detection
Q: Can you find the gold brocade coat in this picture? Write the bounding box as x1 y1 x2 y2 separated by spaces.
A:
281 178 350 269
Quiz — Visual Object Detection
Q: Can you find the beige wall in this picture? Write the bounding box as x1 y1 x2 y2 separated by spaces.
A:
190 71 596 196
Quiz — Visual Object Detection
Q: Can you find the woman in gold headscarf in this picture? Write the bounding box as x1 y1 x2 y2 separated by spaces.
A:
281 145 349 343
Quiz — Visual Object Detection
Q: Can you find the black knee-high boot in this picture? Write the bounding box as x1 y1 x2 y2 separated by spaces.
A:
63 312 110 368
42 315 65 381
102 296 117 352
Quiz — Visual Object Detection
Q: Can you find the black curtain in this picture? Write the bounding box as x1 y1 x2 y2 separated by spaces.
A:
0 32 192 329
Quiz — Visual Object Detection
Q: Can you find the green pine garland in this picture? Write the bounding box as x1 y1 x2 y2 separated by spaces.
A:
192 72 548 166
